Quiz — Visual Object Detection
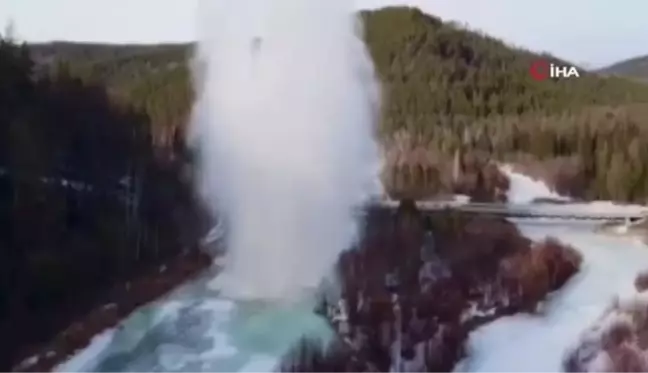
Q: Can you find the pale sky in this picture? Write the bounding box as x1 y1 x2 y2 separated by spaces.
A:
1 0 646 68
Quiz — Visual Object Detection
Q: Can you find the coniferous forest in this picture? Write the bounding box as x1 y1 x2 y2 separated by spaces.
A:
27 7 648 201
0 36 208 369
4 5 648 370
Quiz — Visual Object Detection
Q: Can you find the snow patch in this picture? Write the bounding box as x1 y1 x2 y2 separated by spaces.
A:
54 328 116 372
499 164 569 204
15 355 40 371
500 165 648 216
460 302 497 323
453 194 471 204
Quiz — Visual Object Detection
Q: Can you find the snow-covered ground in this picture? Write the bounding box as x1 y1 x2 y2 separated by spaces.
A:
499 164 569 204
457 168 648 372
457 221 648 372
501 163 648 216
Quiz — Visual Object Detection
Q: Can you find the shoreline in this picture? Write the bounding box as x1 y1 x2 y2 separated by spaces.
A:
11 249 212 372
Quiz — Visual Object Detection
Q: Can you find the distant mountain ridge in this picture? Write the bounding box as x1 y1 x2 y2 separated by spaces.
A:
598 55 648 82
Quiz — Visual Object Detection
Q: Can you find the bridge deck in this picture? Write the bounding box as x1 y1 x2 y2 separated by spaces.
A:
373 200 648 221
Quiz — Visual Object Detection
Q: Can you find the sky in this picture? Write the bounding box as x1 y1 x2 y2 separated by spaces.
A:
0 0 646 68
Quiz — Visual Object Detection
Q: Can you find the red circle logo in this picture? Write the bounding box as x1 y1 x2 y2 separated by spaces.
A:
529 60 550 81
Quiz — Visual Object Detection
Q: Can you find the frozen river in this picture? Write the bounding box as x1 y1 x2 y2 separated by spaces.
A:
457 218 648 372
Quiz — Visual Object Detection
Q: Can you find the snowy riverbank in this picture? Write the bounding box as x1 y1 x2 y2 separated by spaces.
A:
455 166 648 372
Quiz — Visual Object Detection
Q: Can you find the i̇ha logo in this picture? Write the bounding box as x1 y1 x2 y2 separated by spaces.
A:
529 59 580 81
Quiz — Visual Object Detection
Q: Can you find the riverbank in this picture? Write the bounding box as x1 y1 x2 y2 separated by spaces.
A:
10 249 212 372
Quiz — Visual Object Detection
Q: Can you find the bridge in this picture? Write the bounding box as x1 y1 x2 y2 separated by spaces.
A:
201 200 648 247
372 200 648 222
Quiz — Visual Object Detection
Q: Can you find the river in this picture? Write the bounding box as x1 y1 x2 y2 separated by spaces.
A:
50 165 648 372
50 216 648 372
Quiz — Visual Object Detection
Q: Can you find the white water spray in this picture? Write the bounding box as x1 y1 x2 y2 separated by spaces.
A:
189 0 381 301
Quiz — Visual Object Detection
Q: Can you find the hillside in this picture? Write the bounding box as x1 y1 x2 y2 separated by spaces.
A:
23 6 648 202
27 8 648 130
598 54 648 81
28 8 648 117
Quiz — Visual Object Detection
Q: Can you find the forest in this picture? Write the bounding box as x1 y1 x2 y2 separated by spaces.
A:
0 36 207 369
4 4 648 370
28 7 648 202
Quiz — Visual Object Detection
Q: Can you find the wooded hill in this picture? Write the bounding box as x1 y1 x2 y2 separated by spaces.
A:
0 36 205 369
26 7 648 202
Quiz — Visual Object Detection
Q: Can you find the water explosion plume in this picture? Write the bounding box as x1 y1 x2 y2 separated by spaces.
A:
189 0 381 301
